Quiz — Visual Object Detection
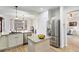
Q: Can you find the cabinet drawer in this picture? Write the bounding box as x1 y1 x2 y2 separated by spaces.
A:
16 34 23 45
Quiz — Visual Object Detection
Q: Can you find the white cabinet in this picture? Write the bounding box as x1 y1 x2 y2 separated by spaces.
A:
0 33 23 50
0 36 8 50
28 35 50 52
23 33 28 43
8 33 23 48
8 35 17 47
16 34 23 45
28 39 50 52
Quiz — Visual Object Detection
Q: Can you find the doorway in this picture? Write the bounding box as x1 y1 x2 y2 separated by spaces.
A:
66 9 79 51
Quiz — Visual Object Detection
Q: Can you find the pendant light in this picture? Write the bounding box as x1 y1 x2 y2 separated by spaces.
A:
15 6 19 19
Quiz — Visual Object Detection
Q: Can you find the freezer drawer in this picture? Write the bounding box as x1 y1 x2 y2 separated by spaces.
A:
50 36 60 48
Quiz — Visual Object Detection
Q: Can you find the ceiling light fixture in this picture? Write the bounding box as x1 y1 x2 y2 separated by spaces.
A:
70 13 72 17
15 6 19 20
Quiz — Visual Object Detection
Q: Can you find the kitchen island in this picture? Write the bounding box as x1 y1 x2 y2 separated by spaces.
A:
28 35 51 52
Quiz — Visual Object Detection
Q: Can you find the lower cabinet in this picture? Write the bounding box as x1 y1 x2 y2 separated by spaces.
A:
8 33 23 48
8 35 18 47
23 33 28 43
16 34 23 46
0 36 8 50
0 33 23 50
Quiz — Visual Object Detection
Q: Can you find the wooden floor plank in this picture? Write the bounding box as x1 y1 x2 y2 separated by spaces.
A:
4 35 79 52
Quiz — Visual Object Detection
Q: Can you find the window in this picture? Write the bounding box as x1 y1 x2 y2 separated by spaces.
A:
0 17 3 32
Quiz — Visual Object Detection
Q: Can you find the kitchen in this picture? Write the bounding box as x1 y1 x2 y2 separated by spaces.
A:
0 6 61 52
0 1 78 59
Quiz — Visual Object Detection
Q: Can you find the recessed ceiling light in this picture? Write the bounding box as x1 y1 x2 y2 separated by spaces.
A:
40 8 44 11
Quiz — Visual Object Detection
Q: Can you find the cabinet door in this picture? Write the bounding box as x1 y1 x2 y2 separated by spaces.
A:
0 36 8 50
8 35 17 47
16 34 23 45
24 34 28 43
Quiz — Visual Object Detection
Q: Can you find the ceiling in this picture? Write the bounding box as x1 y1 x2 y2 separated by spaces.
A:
9 6 59 14
0 6 59 19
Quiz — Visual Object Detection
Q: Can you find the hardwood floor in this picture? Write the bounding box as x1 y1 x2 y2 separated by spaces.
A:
51 35 79 52
4 45 55 52
4 45 28 52
4 35 79 52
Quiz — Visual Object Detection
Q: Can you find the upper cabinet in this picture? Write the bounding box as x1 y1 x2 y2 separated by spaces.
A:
10 19 27 32
11 20 27 32
14 20 24 31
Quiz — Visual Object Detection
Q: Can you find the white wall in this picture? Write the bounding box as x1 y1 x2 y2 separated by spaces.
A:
5 18 10 33
48 7 60 20
32 16 38 32
63 6 79 32
26 18 33 30
2 16 11 34
36 11 49 36
60 6 66 48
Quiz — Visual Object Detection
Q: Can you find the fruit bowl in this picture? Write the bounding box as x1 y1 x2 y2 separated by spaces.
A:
38 34 45 39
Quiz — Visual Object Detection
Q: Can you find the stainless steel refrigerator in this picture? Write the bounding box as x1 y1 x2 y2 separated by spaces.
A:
47 19 60 48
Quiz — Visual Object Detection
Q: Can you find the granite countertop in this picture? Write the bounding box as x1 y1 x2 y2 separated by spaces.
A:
16 30 32 33
28 35 51 43
0 30 32 36
0 32 22 36
9 32 22 34
1 32 9 35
